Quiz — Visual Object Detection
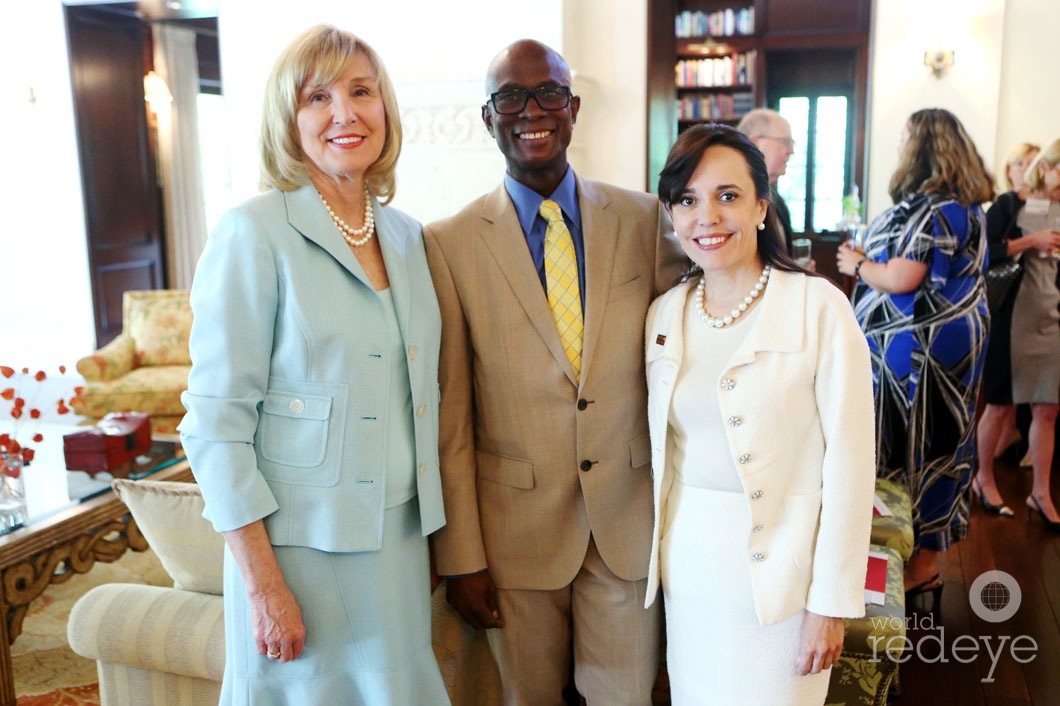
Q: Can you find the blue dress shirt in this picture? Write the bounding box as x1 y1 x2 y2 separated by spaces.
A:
504 168 586 310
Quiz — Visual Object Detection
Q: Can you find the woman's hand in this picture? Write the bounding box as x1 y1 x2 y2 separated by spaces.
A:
796 611 844 675
223 521 306 663
1025 228 1060 255
836 242 866 277
249 583 306 662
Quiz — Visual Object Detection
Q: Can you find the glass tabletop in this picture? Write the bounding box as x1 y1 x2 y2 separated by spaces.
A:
0 421 184 536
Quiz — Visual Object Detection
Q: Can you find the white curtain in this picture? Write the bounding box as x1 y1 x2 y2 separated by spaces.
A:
153 24 208 290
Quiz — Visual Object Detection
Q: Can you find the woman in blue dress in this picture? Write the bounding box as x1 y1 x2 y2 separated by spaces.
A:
837 108 993 604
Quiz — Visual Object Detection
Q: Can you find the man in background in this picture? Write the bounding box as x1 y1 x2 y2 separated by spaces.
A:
738 107 796 251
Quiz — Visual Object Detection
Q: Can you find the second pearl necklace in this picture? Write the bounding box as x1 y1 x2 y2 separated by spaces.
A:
695 264 772 328
318 184 375 247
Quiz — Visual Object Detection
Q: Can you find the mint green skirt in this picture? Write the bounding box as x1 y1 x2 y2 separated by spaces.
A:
220 497 450 705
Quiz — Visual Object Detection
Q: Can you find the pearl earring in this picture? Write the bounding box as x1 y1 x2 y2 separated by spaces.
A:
757 222 765 231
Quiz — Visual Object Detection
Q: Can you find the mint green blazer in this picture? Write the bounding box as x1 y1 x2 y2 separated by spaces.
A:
179 184 445 551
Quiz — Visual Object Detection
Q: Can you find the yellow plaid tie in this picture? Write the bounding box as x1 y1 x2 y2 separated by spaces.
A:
539 199 583 382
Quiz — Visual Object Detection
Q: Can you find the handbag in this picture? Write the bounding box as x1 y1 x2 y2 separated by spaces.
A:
984 258 1021 315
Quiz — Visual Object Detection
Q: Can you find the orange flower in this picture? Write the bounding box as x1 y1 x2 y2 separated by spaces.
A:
33 370 46 382
32 434 42 443
21 448 34 463
0 389 12 401
0 367 13 378
59 365 67 374
29 409 40 419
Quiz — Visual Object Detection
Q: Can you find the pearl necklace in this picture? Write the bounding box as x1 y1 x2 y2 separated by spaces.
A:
695 264 772 328
317 184 375 247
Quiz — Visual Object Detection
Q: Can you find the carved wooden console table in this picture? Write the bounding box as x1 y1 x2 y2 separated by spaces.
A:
0 459 193 704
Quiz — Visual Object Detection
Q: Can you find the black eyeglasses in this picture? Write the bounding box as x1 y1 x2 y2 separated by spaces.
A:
488 86 573 114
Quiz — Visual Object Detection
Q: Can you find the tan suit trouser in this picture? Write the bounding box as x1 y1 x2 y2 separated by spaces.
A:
486 535 661 706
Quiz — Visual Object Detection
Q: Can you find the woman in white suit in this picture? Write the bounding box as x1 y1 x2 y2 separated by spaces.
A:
179 25 449 705
644 124 875 705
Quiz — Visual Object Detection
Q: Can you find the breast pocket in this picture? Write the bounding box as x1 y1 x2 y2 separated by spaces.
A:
256 382 347 487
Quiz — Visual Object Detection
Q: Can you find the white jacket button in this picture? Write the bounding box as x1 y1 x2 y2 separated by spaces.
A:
408 345 419 361
752 553 766 562
738 454 751 464
751 490 764 500
752 524 764 533
416 404 426 419
721 377 736 391
727 415 742 427
288 399 305 414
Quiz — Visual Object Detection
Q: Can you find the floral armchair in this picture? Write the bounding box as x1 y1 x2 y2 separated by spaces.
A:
72 290 192 434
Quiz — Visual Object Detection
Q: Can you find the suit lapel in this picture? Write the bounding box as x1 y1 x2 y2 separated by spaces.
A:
478 184 576 383
285 184 374 290
577 177 619 387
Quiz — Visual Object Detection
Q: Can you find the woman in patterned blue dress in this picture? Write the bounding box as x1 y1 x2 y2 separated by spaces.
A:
837 108 994 600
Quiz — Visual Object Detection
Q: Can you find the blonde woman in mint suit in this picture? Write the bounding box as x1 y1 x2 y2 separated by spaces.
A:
179 25 449 705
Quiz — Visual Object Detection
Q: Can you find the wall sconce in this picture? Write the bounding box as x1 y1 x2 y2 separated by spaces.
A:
143 71 173 114
924 50 955 78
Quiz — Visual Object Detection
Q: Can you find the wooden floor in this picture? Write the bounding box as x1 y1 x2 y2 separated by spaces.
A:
892 441 1060 706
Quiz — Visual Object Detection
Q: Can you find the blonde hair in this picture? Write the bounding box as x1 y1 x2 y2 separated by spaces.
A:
1002 142 1039 191
889 108 994 206
1024 139 1060 192
259 24 402 203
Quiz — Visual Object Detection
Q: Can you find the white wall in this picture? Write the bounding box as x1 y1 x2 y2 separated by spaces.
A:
993 0 1060 183
0 1 94 371
865 0 1005 219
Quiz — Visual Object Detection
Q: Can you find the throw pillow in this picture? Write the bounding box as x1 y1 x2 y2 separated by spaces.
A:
126 291 193 367
112 478 224 595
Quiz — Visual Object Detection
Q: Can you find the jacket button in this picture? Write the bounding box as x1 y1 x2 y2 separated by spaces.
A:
738 454 751 464
416 404 426 419
580 460 593 472
727 415 742 427
577 399 589 411
753 524 764 533
418 464 425 476
288 399 305 414
408 345 419 361
751 490 764 500
721 377 736 391
752 553 766 562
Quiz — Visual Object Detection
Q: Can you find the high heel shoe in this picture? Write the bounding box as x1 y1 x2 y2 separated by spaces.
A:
905 574 944 612
1026 495 1060 533
970 477 1014 517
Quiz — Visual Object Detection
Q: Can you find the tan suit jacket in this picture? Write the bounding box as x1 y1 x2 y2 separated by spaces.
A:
425 175 685 590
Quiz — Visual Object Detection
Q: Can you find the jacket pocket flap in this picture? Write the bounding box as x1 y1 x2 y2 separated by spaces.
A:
262 391 332 421
629 432 651 468
476 451 534 489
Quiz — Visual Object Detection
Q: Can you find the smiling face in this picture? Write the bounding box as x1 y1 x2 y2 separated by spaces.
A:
670 145 769 277
482 41 580 195
296 51 386 187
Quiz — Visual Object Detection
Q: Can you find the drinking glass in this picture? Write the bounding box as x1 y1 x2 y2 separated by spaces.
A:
792 238 812 267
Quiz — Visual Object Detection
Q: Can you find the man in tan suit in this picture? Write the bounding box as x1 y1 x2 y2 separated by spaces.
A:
424 40 685 705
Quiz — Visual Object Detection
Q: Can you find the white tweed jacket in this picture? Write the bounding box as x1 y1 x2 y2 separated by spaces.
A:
643 269 876 625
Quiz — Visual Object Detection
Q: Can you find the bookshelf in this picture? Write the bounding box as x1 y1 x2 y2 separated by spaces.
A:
645 0 872 194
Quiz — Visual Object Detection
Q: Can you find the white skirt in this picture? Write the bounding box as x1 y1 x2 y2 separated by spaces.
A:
661 480 830 706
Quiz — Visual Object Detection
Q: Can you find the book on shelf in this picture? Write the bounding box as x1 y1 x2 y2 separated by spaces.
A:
674 51 756 88
675 7 755 39
677 91 754 121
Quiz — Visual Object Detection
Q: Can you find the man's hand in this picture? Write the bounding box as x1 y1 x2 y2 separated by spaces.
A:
445 569 504 629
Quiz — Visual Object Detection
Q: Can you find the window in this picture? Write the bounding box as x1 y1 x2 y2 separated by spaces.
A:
776 95 850 233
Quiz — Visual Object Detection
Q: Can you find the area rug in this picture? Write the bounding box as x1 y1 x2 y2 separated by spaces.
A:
13 547 170 704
